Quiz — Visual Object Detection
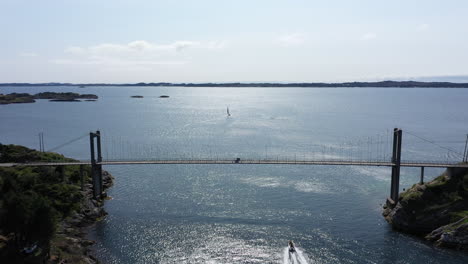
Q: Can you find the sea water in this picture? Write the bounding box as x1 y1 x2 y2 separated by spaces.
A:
1 86 468 263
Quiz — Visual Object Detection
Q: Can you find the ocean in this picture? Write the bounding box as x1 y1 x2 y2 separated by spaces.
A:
1 86 467 263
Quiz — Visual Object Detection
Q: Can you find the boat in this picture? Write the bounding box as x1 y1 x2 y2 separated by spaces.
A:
22 243 37 254
227 107 231 117
288 240 296 253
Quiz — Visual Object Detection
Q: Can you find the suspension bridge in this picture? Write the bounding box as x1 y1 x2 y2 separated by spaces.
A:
1 128 468 208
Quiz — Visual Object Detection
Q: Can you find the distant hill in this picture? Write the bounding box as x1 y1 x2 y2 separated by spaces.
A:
1 81 468 88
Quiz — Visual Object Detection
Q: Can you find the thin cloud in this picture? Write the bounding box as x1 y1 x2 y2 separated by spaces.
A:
19 52 38 57
416 23 429 31
361 33 377 40
278 33 306 46
65 46 85 54
75 40 201 55
55 40 220 66
173 41 200 52
206 40 227 49
51 58 188 66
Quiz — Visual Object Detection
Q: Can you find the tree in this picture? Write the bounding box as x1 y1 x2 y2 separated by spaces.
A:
29 197 57 257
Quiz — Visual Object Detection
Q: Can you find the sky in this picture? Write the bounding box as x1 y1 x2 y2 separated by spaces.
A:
1 0 468 83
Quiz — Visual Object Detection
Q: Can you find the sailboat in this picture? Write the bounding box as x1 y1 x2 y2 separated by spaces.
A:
227 107 231 117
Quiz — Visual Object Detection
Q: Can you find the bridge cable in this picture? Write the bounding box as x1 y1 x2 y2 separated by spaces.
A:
404 130 464 158
46 133 89 152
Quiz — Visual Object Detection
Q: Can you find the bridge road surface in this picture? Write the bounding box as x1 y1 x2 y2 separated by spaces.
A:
1 159 468 168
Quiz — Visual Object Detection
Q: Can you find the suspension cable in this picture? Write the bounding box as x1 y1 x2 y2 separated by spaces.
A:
404 130 464 157
47 133 89 152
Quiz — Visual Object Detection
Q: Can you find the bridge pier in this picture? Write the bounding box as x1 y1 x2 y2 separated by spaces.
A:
388 128 402 206
58 165 65 182
90 131 103 199
420 167 425 184
96 131 103 197
79 164 85 191
446 167 455 178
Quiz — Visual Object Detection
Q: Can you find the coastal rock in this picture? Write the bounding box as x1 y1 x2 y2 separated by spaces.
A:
49 99 81 102
426 217 468 250
49 170 114 264
79 94 98 99
383 167 468 251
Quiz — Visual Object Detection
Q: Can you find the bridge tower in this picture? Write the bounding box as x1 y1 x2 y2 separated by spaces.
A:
388 128 402 206
89 131 103 199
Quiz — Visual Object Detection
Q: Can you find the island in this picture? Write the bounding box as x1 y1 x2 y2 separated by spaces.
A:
0 144 113 263
2 80 468 88
0 93 36 104
130 95 144 98
0 92 98 105
383 167 468 251
159 95 169 98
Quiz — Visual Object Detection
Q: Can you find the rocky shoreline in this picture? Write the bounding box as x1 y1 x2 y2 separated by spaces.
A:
49 171 114 263
383 167 468 251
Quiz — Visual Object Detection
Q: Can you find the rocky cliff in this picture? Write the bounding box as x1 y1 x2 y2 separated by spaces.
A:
383 167 468 251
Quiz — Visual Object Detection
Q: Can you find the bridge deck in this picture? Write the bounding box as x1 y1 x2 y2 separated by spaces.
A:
1 160 467 168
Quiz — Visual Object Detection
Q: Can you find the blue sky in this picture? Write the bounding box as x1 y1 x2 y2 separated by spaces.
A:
1 0 468 83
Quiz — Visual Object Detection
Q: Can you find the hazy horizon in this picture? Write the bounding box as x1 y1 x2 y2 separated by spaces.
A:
3 75 468 84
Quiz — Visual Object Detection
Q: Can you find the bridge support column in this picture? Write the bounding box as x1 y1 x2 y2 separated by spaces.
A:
90 131 103 199
446 167 454 178
420 167 425 184
389 128 402 206
58 165 65 182
96 131 103 197
79 165 85 191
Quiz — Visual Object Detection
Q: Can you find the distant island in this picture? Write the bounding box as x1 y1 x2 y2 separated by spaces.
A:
1 80 468 88
0 92 98 105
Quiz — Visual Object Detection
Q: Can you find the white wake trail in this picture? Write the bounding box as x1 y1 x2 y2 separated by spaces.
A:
283 247 309 264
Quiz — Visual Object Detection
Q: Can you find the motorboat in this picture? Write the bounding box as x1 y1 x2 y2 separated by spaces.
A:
288 240 296 253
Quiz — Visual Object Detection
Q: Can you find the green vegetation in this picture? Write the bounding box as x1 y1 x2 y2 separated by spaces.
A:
399 189 423 202
0 144 75 163
384 166 468 250
399 170 468 215
0 144 91 262
0 93 35 104
383 168 468 251
0 92 98 105
35 92 98 101
450 211 468 222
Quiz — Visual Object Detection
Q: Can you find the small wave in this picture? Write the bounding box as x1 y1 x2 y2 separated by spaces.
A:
240 176 332 194
160 236 278 263
240 177 282 188
293 181 332 194
351 166 390 182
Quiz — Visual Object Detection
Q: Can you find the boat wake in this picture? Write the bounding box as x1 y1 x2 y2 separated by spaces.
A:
282 247 309 264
